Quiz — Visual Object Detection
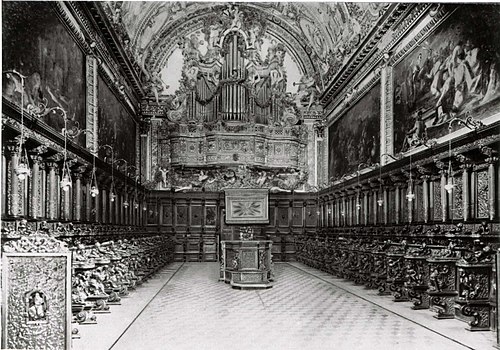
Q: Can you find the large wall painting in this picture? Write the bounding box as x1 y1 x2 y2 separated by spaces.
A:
328 83 380 180
97 75 137 166
2 2 86 146
393 5 500 153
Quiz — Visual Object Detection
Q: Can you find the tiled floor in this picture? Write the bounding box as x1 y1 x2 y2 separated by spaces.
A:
74 262 496 350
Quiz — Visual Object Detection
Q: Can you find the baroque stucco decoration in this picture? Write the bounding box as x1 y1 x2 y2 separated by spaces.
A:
102 2 389 96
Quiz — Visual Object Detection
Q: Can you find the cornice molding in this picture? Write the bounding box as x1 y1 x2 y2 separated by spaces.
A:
2 100 143 191
320 3 413 104
69 2 141 119
323 121 500 192
322 4 426 121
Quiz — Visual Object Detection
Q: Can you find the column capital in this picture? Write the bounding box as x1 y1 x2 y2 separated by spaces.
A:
3 140 20 157
29 154 44 165
45 161 59 169
486 156 498 164
29 145 49 156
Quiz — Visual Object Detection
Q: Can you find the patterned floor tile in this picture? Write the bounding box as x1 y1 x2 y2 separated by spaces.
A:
110 263 476 350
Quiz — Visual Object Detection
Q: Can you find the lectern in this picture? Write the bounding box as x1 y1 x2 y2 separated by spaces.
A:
220 240 273 289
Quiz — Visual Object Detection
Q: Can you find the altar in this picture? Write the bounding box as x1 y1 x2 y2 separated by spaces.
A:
219 240 273 289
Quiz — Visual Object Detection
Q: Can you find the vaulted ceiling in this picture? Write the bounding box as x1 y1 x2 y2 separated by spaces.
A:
97 2 394 99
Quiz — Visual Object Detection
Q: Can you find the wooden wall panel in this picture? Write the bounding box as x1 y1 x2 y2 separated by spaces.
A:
191 205 203 226
147 192 317 262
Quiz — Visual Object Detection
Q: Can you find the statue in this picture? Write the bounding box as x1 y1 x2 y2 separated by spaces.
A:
294 75 320 110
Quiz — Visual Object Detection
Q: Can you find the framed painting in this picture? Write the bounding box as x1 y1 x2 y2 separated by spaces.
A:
393 5 500 153
225 189 269 224
97 75 137 165
2 2 86 146
328 83 381 180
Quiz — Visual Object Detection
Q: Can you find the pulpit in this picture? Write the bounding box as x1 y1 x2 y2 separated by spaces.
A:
220 240 273 289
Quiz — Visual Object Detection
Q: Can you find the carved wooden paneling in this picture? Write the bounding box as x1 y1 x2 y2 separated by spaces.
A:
476 170 489 219
389 189 396 224
191 205 203 226
453 176 463 220
277 207 289 227
175 206 188 226
2 254 71 350
305 204 317 227
147 203 157 225
401 188 409 223
416 183 424 222
433 180 442 222
268 205 276 227
205 206 217 226
162 205 172 226
292 206 303 227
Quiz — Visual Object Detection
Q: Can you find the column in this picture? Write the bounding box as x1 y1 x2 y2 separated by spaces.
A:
363 190 369 225
355 192 361 225
101 187 107 223
93 175 100 223
122 192 128 225
116 189 125 225
84 173 92 222
422 176 430 223
462 165 471 221
73 172 83 221
29 155 43 218
341 195 347 226
46 161 59 220
140 118 151 181
61 172 71 222
440 170 448 222
487 157 497 220
408 181 413 223
372 188 378 224
395 184 401 224
383 186 388 225
5 141 21 217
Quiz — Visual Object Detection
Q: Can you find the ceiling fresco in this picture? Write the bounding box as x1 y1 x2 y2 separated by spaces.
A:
102 2 390 98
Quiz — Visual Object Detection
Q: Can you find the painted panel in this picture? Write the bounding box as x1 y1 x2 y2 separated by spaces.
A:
97 75 137 165
292 207 303 227
2 2 86 146
393 5 500 153
277 207 289 227
328 83 380 179
176 206 188 226
206 206 217 226
305 205 317 227
268 205 276 226
191 205 203 226
162 205 172 226
147 204 157 225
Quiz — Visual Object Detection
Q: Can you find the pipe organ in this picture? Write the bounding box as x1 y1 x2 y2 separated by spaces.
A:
177 31 289 125
158 29 306 173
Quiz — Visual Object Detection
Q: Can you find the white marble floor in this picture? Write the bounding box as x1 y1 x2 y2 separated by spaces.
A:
73 262 496 350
